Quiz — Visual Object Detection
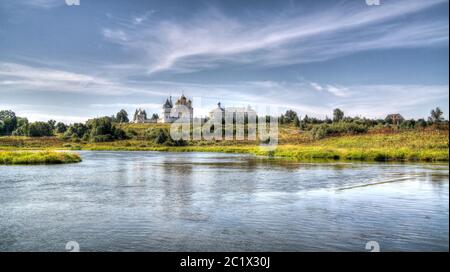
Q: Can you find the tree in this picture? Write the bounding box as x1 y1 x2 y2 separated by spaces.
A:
303 115 310 124
55 122 68 133
429 107 444 124
0 110 17 135
86 116 128 141
416 118 427 128
116 109 129 123
333 108 344 122
12 117 29 136
150 113 159 121
28 122 53 137
283 110 299 123
64 123 89 138
385 114 404 126
47 119 56 130
87 117 114 138
294 116 300 127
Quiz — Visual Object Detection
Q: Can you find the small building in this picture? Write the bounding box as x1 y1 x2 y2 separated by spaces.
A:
209 102 225 119
130 93 194 124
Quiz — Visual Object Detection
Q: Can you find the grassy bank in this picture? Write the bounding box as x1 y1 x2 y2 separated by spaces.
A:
0 125 448 162
0 151 82 165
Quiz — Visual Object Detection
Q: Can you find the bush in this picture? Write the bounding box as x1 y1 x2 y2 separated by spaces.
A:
145 128 188 146
64 123 89 138
113 127 127 140
55 122 68 133
310 122 368 139
91 134 113 142
28 122 53 137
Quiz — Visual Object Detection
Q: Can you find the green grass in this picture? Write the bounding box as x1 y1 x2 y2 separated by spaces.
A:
0 124 448 162
0 151 82 165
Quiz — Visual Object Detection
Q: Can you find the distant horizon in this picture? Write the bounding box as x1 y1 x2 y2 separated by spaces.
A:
1 92 448 125
0 0 448 123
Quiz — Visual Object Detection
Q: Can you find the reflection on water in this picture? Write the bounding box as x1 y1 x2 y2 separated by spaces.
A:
0 151 448 252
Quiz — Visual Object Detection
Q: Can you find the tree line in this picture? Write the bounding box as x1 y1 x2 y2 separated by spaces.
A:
0 107 447 141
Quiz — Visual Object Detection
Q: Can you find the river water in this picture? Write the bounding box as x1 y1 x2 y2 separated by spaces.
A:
0 151 448 251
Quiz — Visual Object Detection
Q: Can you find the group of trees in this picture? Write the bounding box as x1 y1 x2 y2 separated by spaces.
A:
0 110 68 137
63 117 127 142
144 128 187 146
277 107 447 139
279 107 446 128
0 110 127 142
1 107 447 142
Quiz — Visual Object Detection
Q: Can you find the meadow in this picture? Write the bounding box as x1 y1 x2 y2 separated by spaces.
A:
0 123 447 163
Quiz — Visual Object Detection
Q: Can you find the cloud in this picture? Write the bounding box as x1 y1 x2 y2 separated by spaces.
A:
132 10 156 25
6 0 63 9
310 82 323 91
102 29 128 42
1 69 448 121
325 85 349 97
101 0 448 74
0 62 165 96
90 103 161 109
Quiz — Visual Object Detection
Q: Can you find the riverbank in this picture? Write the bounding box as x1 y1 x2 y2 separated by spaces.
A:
0 151 82 165
0 129 448 162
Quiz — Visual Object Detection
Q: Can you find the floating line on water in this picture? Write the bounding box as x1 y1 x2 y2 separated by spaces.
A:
336 175 422 191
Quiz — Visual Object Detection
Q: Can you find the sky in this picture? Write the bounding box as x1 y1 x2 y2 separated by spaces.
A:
0 0 448 123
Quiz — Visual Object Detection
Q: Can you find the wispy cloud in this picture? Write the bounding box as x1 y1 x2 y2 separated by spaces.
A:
5 0 63 9
0 62 165 96
101 0 448 74
132 10 156 25
1 65 448 122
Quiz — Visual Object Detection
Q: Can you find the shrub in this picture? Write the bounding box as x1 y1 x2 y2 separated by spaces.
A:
113 127 128 140
145 128 188 146
28 121 53 137
55 122 68 133
65 123 89 138
91 134 113 142
310 122 368 139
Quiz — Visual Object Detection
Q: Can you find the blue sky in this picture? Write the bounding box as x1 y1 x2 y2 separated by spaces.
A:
0 0 448 123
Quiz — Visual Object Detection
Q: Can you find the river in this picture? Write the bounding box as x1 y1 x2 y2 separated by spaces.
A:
0 151 448 251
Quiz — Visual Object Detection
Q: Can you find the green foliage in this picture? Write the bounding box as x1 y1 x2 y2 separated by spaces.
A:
84 116 128 142
116 109 129 123
151 113 159 120
333 108 344 122
12 117 29 136
0 110 17 135
385 114 405 125
280 110 299 124
113 127 127 140
55 122 68 133
429 107 444 123
47 119 56 130
294 116 300 127
310 122 368 139
0 151 81 165
28 121 53 137
91 134 113 142
87 117 114 137
64 123 89 138
145 127 188 146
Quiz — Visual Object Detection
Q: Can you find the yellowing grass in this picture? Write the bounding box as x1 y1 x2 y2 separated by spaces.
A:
0 128 448 162
0 151 82 165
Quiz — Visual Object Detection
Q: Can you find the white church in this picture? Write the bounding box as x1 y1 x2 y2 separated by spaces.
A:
131 94 194 124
